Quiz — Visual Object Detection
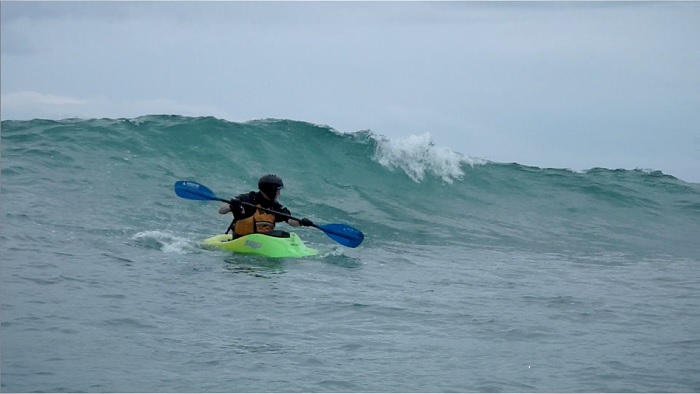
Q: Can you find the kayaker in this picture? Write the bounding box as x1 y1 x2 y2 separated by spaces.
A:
218 174 314 237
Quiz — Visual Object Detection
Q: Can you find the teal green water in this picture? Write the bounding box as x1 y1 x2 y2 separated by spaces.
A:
2 115 700 392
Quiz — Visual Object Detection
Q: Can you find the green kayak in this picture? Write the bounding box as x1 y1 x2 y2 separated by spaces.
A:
202 231 319 258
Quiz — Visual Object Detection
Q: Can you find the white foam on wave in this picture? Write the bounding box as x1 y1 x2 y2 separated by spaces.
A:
132 230 198 254
372 132 484 183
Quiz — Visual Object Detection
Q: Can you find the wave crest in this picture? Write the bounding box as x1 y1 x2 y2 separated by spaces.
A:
372 132 484 183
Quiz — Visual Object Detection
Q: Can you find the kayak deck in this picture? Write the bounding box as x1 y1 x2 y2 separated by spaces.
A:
202 232 319 258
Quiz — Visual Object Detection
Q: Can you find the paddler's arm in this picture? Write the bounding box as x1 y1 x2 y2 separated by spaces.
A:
219 198 241 215
278 206 301 227
278 208 313 228
287 217 313 227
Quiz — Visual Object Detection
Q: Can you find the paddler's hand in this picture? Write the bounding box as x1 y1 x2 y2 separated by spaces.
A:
228 198 241 211
299 218 314 227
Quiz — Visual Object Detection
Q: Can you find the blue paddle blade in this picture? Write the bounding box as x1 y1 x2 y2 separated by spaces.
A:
174 181 220 201
318 223 364 248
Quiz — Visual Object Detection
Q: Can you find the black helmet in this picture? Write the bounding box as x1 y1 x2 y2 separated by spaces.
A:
258 174 284 197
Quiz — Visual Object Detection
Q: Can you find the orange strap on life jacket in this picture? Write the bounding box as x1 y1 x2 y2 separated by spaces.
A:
234 205 276 236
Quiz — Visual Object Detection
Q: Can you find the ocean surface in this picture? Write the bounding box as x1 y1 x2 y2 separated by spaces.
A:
1 115 699 392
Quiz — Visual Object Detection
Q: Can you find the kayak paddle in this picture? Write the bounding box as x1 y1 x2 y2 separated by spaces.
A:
174 180 364 248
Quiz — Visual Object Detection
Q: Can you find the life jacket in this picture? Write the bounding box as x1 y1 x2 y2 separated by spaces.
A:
233 205 276 236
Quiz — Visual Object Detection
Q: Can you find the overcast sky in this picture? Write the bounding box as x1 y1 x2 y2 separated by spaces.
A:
2 1 699 182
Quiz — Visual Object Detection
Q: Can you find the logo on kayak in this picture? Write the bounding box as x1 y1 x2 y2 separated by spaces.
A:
244 240 261 249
